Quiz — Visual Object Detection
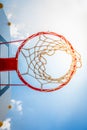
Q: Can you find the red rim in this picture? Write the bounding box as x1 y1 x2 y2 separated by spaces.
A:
16 32 77 92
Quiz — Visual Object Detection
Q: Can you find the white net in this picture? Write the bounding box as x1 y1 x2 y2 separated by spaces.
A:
18 32 82 91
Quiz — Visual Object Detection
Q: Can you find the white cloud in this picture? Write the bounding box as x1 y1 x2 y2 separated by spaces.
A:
11 99 23 115
10 23 28 40
7 13 12 19
10 24 21 39
0 100 23 130
0 118 11 130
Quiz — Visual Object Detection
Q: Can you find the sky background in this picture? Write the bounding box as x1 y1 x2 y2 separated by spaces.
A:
0 0 87 130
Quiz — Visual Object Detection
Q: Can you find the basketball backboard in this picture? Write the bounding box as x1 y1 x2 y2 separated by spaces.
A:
0 4 11 123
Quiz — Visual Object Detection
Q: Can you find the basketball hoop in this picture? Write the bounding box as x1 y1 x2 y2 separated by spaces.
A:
0 32 82 92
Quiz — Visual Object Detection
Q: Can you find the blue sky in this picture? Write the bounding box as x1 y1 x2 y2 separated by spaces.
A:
0 0 87 130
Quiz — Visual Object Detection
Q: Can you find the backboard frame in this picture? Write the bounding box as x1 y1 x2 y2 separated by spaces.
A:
0 35 10 96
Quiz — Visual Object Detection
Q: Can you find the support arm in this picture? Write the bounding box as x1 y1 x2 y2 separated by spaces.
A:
0 57 17 71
